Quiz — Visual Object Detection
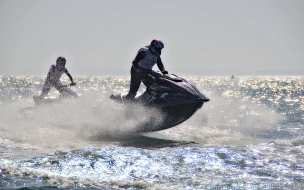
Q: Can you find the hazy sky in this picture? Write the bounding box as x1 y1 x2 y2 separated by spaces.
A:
0 0 303 76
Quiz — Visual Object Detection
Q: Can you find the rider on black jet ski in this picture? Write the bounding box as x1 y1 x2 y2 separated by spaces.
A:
126 39 169 100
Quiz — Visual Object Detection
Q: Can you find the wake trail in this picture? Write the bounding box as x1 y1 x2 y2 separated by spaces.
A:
0 95 162 152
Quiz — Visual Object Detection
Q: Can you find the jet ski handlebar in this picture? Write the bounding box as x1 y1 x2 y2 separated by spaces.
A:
61 82 77 88
70 82 76 86
147 71 183 83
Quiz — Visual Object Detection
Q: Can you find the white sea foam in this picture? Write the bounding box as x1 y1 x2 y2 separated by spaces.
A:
0 95 162 152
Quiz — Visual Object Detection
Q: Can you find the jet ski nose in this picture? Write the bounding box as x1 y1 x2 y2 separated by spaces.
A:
198 92 210 102
202 98 210 102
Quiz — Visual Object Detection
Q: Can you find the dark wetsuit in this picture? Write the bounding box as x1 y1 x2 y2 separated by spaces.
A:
126 46 167 100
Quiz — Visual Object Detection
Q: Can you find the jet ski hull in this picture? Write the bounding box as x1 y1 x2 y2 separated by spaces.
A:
110 91 207 133
110 73 209 133
135 101 204 133
33 92 80 105
33 95 59 105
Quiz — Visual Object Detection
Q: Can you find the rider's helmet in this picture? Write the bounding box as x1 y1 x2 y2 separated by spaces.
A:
56 56 66 70
150 39 164 56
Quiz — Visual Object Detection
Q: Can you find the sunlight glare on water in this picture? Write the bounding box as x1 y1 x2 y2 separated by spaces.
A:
0 75 304 189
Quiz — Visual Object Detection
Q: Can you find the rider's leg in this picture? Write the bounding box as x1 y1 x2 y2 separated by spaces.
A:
40 79 51 98
126 66 142 100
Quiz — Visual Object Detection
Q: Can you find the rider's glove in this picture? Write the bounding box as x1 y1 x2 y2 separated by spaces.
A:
162 71 168 74
70 82 76 86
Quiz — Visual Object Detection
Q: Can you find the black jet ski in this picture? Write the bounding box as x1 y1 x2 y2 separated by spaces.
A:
110 72 209 133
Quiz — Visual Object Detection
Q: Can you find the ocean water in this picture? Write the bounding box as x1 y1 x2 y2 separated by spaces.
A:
0 75 303 189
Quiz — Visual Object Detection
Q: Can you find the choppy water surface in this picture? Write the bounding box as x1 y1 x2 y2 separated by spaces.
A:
0 75 304 189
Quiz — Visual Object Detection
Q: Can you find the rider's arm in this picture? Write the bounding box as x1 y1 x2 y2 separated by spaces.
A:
132 50 146 69
67 74 74 83
157 57 167 74
65 69 74 83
